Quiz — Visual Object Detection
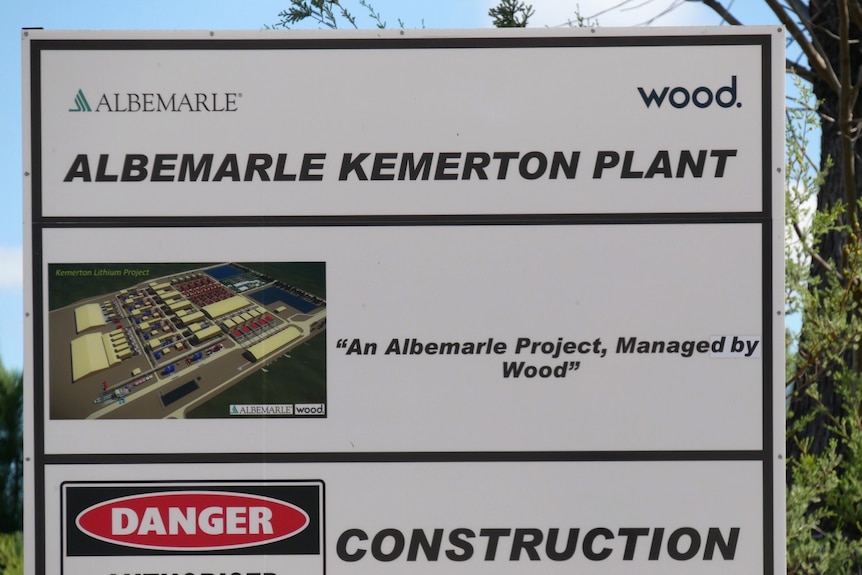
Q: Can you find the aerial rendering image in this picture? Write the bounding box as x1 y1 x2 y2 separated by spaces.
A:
47 262 326 419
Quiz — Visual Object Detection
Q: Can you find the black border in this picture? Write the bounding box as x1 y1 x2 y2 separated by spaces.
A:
59 479 325 574
27 33 778 575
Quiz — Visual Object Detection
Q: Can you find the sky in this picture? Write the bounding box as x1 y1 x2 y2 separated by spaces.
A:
0 0 783 371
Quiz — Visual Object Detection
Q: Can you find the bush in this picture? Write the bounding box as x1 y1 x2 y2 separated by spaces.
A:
0 532 23 575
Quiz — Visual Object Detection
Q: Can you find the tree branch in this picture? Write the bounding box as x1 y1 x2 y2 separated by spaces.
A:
787 0 810 21
696 0 836 91
788 60 818 84
761 0 842 92
850 0 862 32
793 220 845 283
698 0 743 25
839 0 858 228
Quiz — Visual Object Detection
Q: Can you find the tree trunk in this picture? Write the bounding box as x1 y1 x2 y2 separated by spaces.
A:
786 0 860 461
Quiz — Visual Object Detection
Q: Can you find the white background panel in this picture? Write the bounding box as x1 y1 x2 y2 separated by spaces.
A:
38 33 765 216
46 460 764 575
42 224 764 453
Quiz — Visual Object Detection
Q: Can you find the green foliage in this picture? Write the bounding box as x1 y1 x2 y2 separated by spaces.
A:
0 359 21 534
0 532 22 575
784 76 859 390
275 0 541 29
785 76 862 574
488 0 534 28
273 0 400 29
787 406 862 575
787 439 862 575
562 4 599 28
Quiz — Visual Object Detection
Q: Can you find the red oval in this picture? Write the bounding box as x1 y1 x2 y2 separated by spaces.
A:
76 491 310 551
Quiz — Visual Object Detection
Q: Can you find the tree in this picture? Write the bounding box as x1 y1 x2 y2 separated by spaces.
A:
488 0 534 27
274 0 396 29
783 76 862 574
0 359 22 533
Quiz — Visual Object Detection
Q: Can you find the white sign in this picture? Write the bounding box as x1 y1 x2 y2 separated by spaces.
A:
24 28 785 575
46 461 762 575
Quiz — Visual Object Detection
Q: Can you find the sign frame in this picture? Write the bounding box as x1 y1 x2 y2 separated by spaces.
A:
23 27 785 575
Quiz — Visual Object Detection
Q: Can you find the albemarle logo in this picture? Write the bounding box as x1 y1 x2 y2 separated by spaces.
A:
68 89 92 112
66 88 239 113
